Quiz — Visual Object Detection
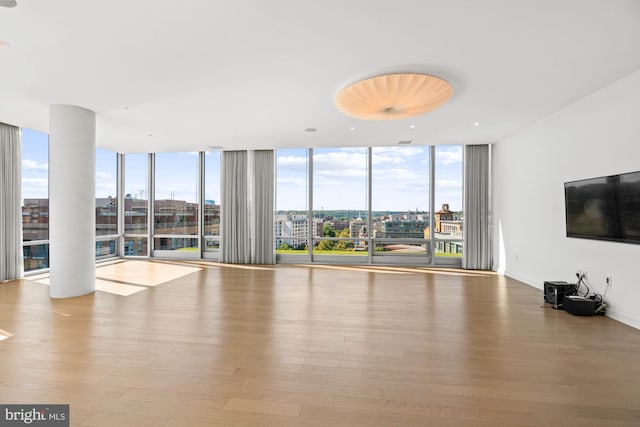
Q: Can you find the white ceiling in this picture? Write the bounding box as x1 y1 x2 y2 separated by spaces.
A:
1 0 639 153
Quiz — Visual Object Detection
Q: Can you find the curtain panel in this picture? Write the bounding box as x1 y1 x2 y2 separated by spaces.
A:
250 150 275 264
462 144 492 270
0 123 23 281
220 150 275 264
220 151 250 263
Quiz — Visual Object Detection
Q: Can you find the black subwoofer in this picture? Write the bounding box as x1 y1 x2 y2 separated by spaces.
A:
543 281 576 309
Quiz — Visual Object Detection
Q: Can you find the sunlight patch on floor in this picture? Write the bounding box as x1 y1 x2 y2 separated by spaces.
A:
0 328 14 341
201 262 277 271
297 264 412 275
295 264 495 277
24 260 201 296
95 279 147 296
96 260 201 287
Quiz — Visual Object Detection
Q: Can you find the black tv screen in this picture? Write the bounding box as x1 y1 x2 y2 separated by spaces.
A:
565 171 640 244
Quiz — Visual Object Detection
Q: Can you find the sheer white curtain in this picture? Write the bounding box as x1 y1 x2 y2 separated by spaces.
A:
220 150 275 264
462 144 492 270
0 123 24 281
251 150 275 264
221 151 250 263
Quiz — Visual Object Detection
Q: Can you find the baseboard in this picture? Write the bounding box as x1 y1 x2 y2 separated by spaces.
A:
501 270 639 331
503 270 541 289
605 310 640 330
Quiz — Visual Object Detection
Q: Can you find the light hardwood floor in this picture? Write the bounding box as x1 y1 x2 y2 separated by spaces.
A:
1 260 639 426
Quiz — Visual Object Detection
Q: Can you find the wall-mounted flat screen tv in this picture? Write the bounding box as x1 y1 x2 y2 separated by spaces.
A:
564 171 640 244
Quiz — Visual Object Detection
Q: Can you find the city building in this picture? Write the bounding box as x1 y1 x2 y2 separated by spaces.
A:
275 213 308 248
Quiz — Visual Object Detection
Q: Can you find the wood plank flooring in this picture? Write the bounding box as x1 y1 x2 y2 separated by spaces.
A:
1 260 639 426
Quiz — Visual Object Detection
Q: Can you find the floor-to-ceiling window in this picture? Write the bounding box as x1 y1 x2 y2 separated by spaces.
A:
21 129 49 272
153 152 199 256
19 142 463 269
313 147 368 262
434 145 464 259
275 148 309 260
123 153 148 256
371 146 431 262
275 144 465 266
95 148 118 258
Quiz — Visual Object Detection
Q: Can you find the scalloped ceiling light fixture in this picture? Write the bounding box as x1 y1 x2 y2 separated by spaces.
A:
335 73 452 120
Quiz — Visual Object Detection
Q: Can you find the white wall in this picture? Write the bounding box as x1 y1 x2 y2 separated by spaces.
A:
493 69 640 329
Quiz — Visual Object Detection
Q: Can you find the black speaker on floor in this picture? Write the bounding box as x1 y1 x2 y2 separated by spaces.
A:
543 281 577 309
563 295 597 316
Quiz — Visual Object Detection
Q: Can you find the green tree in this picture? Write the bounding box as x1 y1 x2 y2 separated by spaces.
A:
278 243 291 250
316 239 335 251
334 228 351 250
323 224 336 237
338 228 350 238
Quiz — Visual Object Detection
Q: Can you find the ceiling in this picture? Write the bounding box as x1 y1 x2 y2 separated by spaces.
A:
1 0 639 153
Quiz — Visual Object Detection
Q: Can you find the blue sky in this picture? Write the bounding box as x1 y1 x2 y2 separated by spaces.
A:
22 129 462 211
277 146 463 212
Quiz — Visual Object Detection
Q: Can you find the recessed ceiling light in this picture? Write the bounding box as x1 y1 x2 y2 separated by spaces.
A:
474 122 480 126
349 126 355 131
398 140 413 145
409 124 416 130
305 128 317 133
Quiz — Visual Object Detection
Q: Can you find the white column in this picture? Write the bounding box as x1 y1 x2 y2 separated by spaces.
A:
49 105 96 298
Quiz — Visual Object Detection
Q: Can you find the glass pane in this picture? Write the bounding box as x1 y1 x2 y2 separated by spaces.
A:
124 237 147 256
155 153 198 235
434 240 463 257
276 149 308 250
312 239 368 256
96 240 117 258
203 237 220 253
373 241 429 255
124 154 148 234
22 129 49 242
204 151 221 236
23 243 49 272
153 237 198 252
372 146 429 246
276 238 308 253
96 148 118 236
434 145 463 257
313 148 367 255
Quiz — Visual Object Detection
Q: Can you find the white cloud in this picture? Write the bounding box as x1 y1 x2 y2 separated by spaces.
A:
22 159 48 171
96 171 113 180
313 151 366 173
22 178 48 198
277 155 307 167
371 154 405 166
22 178 48 186
96 183 117 197
277 177 307 186
373 168 424 181
437 146 463 165
436 179 462 189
